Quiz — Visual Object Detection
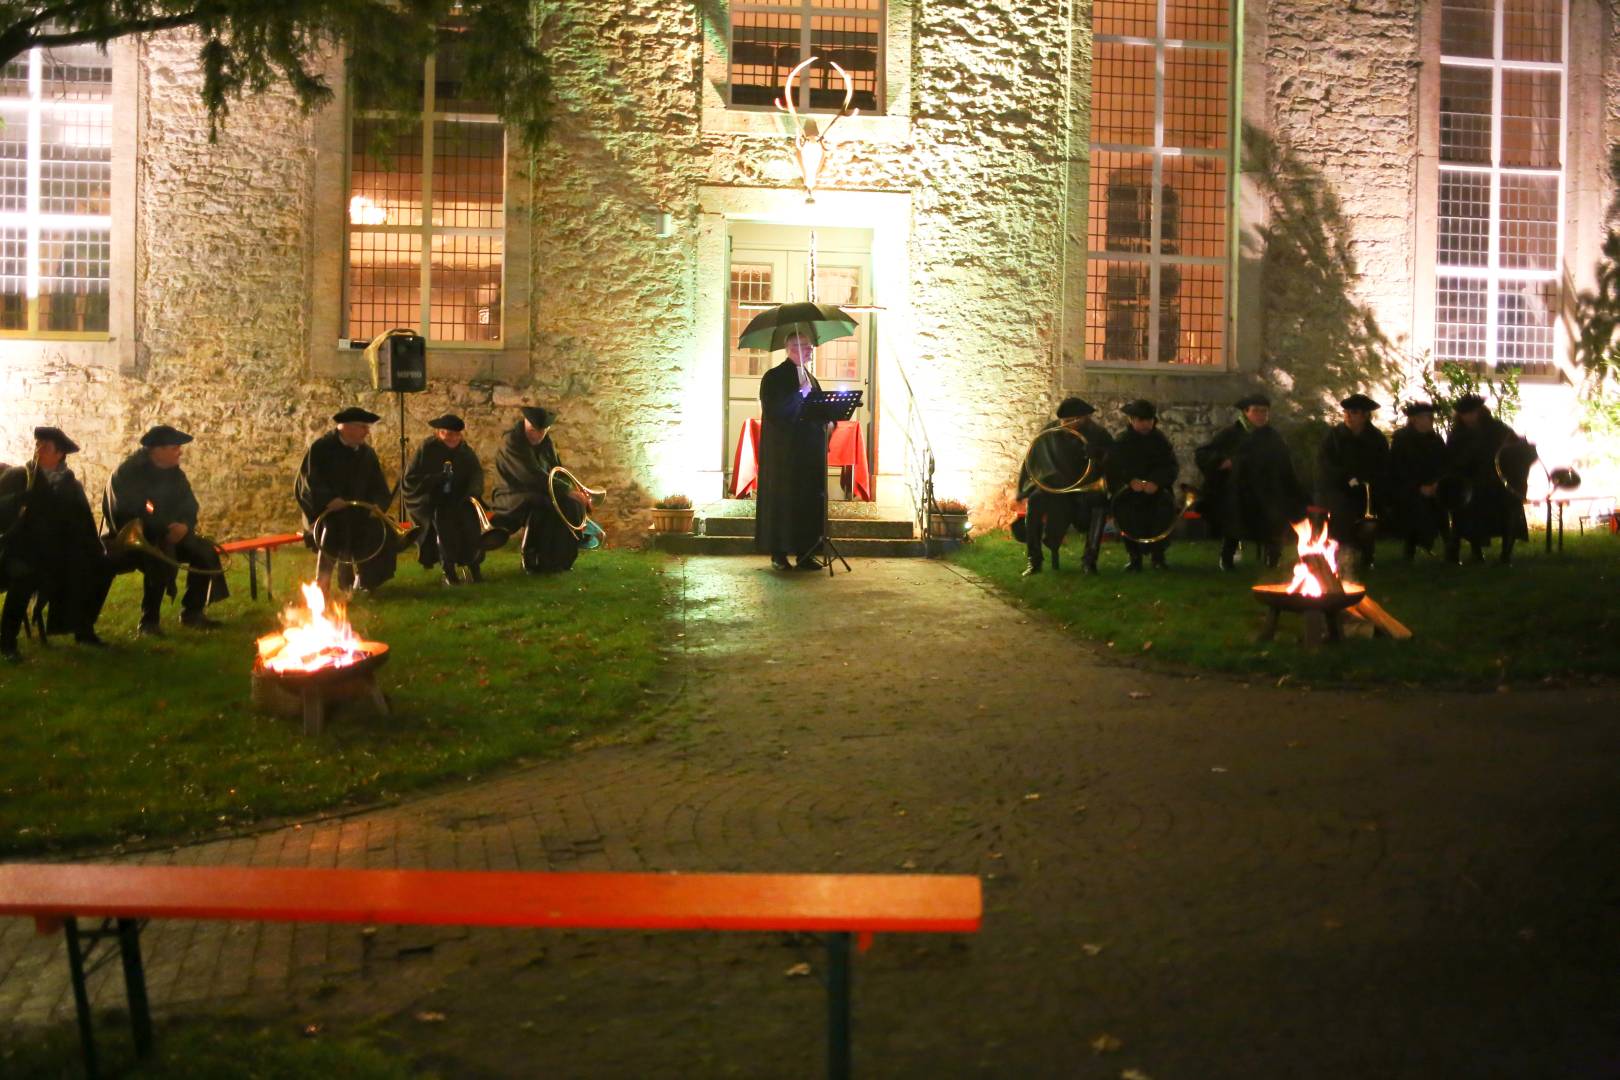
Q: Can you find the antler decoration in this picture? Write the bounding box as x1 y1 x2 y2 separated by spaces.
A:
776 56 860 204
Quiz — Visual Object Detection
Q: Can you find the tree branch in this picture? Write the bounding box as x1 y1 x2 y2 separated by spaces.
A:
0 9 205 66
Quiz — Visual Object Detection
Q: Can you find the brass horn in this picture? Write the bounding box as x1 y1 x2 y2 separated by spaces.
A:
469 496 511 551
548 466 606 539
105 518 230 575
1023 424 1107 495
309 500 419 565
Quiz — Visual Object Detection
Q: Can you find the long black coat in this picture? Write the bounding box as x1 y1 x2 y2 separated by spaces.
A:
1194 420 1307 541
0 463 110 634
295 430 396 585
491 421 578 572
1107 425 1179 541
402 437 486 568
102 448 228 607
1446 414 1530 544
1316 423 1389 542
1388 426 1451 547
754 359 827 556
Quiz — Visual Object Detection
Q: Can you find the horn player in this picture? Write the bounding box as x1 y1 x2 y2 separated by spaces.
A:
490 405 583 574
402 413 488 586
104 424 231 635
296 407 397 594
0 427 113 661
1315 393 1389 573
1108 400 1180 572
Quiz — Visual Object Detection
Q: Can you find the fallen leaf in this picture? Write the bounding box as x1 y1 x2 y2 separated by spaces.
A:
415 1011 447 1023
1210 766 1228 774
1140 641 1153 652
301 1024 322 1038
1091 1033 1124 1053
1081 942 1105 957
1024 792 1041 802
1322 916 1343 931
1128 690 1152 700
1122 1069 1154 1080
784 962 812 978
900 858 918 870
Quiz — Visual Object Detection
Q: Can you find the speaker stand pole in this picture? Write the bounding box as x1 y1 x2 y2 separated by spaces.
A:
396 390 408 521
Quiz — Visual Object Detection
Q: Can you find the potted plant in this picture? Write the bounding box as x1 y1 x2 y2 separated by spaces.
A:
650 494 695 534
931 497 971 539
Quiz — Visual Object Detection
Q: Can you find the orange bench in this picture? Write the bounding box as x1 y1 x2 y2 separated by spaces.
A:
215 533 304 601
0 863 982 1079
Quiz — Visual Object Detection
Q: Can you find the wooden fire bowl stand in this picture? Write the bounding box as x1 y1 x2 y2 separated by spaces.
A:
250 643 391 736
1251 584 1367 650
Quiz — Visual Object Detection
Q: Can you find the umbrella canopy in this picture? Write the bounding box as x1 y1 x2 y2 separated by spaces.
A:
737 301 857 352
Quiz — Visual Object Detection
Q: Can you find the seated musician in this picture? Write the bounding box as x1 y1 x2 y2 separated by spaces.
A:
1387 402 1451 562
0 427 112 660
1107 400 1179 572
1017 397 1106 576
104 425 230 635
491 406 587 574
1315 394 1389 572
295 407 398 594
1194 394 1308 571
1445 393 1532 566
402 413 491 586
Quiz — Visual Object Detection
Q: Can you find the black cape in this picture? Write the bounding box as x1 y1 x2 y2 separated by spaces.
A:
754 359 826 556
491 421 578 572
1388 426 1451 547
1446 414 1530 544
402 437 487 568
1107 425 1179 542
1315 423 1389 543
0 463 111 635
295 430 396 585
103 448 228 608
1193 420 1307 541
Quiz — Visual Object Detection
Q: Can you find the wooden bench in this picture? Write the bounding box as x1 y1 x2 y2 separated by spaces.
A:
215 533 304 601
0 863 982 1079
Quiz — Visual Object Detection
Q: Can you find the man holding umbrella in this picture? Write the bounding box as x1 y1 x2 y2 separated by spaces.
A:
739 302 857 572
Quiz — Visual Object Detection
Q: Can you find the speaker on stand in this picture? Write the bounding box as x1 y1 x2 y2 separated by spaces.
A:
362 329 428 521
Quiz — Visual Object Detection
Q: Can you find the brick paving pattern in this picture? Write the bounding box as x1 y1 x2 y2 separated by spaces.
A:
3 557 1618 1077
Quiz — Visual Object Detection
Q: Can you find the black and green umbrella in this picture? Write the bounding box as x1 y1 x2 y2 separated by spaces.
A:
736 301 858 352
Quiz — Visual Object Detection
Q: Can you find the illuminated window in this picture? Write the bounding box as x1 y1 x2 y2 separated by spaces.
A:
1085 0 1231 367
346 37 505 345
0 43 111 337
1434 0 1565 375
728 1 883 113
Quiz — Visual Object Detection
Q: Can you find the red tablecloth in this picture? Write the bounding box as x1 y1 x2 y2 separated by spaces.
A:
731 418 871 502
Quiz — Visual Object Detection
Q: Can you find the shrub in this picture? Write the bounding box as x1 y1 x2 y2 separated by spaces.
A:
654 494 692 510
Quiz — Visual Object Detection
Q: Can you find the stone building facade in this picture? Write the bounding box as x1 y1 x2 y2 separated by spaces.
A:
2 0 1615 541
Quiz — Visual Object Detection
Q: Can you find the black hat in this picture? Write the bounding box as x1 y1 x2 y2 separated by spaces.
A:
1056 397 1095 418
427 414 466 432
1234 393 1271 410
333 406 381 424
1340 393 1381 413
33 426 79 454
1401 401 1436 417
1454 393 1487 413
520 405 558 428
1121 399 1158 420
140 424 193 448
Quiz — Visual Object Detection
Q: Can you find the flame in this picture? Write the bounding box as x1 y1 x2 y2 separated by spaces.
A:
1285 519 1340 598
256 582 370 674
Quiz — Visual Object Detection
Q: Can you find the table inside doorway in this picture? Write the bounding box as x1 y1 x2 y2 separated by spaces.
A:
731 418 872 502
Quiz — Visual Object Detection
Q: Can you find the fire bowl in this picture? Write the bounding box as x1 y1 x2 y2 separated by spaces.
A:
252 641 390 686
1250 583 1366 615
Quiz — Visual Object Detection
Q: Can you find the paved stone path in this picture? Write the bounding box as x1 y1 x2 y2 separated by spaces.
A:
4 557 1619 1078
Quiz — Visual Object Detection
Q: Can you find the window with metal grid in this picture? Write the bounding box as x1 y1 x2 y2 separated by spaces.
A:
346 36 506 345
0 43 111 337
1085 0 1231 367
728 1 882 113
1434 0 1565 376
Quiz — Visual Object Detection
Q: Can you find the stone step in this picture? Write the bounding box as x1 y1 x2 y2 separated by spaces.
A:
651 534 962 558
701 515 915 540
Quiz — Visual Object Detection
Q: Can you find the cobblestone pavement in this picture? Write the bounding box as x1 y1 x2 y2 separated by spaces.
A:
4 557 1619 1078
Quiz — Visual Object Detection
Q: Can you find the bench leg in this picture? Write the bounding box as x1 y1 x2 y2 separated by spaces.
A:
117 918 154 1058
248 551 260 602
265 547 275 603
63 917 101 1079
825 931 852 1080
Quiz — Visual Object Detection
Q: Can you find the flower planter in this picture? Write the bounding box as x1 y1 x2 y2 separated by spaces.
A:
930 512 970 540
650 507 695 534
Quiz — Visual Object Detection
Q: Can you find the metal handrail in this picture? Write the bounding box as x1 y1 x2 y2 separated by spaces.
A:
891 356 939 556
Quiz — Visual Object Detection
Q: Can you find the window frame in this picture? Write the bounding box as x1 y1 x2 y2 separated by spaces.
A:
1430 0 1569 377
342 51 509 351
725 0 887 115
1083 0 1238 371
0 41 114 342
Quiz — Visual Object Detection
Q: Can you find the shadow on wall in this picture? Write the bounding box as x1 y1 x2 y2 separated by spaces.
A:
1241 123 1402 423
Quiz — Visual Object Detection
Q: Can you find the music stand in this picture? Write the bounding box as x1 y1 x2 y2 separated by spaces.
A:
800 390 863 575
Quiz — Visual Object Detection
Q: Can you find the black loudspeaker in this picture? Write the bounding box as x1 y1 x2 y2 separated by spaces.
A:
365 330 427 393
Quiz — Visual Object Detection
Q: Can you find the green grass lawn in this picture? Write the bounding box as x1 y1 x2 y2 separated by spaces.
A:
0 547 676 855
953 529 1620 687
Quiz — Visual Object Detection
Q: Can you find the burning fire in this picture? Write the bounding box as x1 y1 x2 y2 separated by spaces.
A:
1286 519 1340 598
256 582 369 674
